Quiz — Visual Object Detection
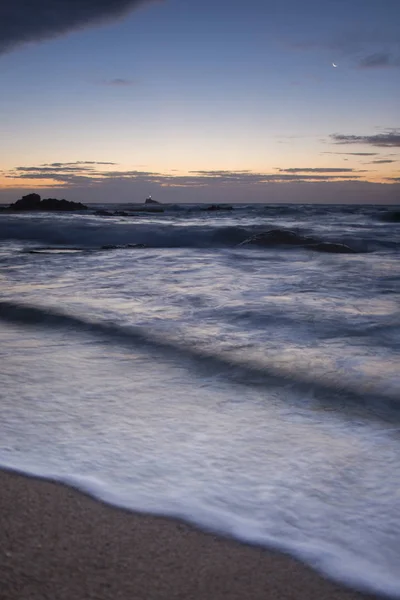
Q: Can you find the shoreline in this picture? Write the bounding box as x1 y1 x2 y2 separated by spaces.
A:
0 468 382 600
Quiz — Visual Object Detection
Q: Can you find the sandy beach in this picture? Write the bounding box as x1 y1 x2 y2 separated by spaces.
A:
0 469 381 600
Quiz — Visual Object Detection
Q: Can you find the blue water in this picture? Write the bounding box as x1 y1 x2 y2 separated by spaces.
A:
0 203 399 597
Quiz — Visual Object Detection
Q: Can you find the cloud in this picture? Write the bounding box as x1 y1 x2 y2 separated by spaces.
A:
331 131 400 148
15 166 94 173
278 168 356 173
9 173 101 185
50 161 117 165
322 152 378 156
101 78 136 86
369 159 397 164
4 163 164 187
291 20 400 72
189 170 251 177
4 163 365 189
358 52 400 69
0 0 156 55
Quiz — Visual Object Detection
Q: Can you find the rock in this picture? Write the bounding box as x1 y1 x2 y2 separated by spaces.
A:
131 205 164 213
203 204 233 211
41 198 87 211
11 193 41 210
9 194 88 211
239 229 314 247
95 210 129 217
100 243 146 250
145 197 160 204
380 211 400 223
95 210 113 216
307 242 357 254
239 229 357 253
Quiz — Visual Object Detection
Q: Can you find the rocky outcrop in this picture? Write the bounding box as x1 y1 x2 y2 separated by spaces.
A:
239 229 357 253
145 197 160 204
380 211 400 223
10 193 41 210
307 242 357 254
203 204 233 211
95 210 129 217
94 209 113 216
100 243 146 250
9 194 88 211
239 229 313 247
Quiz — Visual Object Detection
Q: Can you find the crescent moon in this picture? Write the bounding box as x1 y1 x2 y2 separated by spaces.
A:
332 62 338 68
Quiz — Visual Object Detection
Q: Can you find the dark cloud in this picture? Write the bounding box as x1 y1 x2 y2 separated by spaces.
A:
6 164 164 186
8 173 101 184
292 19 400 72
370 159 397 164
49 161 117 165
278 168 356 173
15 166 94 173
98 170 161 177
188 170 251 177
0 0 155 54
358 52 400 69
101 78 136 86
387 177 400 182
331 131 400 148
322 152 378 156
14 161 117 172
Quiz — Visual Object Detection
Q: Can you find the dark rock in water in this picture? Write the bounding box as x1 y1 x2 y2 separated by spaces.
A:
240 229 314 247
11 193 41 210
204 204 233 211
307 242 357 254
41 198 87 211
100 243 146 250
380 211 400 223
239 228 358 253
94 209 129 216
10 194 87 212
145 197 160 204
95 209 113 216
131 205 164 213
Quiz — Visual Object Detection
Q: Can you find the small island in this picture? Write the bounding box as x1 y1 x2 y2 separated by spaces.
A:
6 193 88 212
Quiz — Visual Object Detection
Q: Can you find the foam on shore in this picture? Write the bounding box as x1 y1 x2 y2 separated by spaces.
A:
0 468 380 600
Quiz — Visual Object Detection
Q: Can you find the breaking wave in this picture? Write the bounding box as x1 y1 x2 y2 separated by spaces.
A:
0 299 398 420
0 214 395 252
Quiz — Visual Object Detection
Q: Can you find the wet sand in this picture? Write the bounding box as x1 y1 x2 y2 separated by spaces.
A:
0 469 381 600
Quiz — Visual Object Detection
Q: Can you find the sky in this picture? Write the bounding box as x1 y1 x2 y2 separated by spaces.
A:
0 0 399 204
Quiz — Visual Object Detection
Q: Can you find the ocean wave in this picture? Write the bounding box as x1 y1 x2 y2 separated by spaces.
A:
0 215 388 253
0 300 398 419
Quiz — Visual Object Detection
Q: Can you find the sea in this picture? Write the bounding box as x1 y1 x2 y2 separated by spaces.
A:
0 202 399 597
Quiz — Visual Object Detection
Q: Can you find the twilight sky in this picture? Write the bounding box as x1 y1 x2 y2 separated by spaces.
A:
0 0 399 203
